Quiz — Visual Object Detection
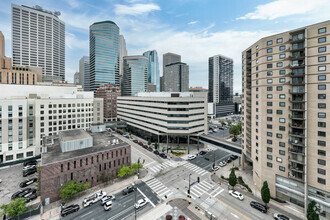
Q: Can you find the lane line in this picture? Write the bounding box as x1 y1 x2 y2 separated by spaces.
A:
137 187 156 208
213 196 251 220
131 145 155 162
80 211 93 218
213 189 224 197
144 161 155 166
210 187 220 195
107 206 134 220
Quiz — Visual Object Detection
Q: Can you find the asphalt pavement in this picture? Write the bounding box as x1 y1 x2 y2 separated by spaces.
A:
190 149 232 172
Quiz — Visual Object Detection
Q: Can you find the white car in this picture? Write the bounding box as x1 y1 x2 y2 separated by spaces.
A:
219 162 225 167
273 213 291 220
83 191 107 207
104 200 112 211
212 166 220 171
101 195 116 205
187 155 196 160
23 165 36 170
229 190 244 200
134 198 148 209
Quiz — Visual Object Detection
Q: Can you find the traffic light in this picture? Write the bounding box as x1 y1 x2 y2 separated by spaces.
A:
213 162 215 169
187 189 190 194
197 177 200 183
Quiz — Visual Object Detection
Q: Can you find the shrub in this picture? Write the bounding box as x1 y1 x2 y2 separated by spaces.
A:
166 214 172 220
178 215 185 220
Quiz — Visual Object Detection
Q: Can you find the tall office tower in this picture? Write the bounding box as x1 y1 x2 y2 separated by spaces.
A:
0 31 4 57
143 50 160 92
163 52 181 73
74 72 80 84
163 62 189 92
208 55 233 103
11 4 65 81
119 35 127 76
95 84 120 121
242 21 330 219
79 56 90 91
90 21 120 92
160 76 164 91
122 56 148 96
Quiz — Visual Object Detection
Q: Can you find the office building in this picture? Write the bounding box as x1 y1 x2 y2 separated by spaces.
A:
0 84 103 164
208 55 233 103
118 92 207 144
122 56 148 96
79 56 90 91
74 72 80 85
163 52 181 72
90 21 120 91
242 21 330 219
189 87 208 93
163 62 189 92
160 76 164 92
95 84 120 122
119 35 127 76
143 50 160 92
40 129 131 203
11 4 65 81
147 83 156 92
0 31 4 58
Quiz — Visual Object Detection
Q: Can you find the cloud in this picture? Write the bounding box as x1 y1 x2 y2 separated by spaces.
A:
66 32 89 51
237 0 326 20
114 3 160 16
188 21 199 25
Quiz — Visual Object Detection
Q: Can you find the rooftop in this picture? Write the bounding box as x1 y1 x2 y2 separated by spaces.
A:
59 130 91 142
41 131 129 165
92 20 117 26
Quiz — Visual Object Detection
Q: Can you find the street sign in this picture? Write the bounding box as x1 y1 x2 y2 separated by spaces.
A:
190 182 196 186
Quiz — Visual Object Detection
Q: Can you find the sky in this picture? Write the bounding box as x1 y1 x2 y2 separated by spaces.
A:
1 0 330 94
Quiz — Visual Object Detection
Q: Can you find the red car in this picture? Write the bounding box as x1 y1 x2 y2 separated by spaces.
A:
143 145 148 149
138 142 143 146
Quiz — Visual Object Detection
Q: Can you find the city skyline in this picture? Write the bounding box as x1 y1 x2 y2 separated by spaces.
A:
1 0 330 93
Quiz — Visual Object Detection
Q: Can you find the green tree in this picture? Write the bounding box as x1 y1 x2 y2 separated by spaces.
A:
237 122 242 133
100 173 111 183
228 121 232 126
229 125 240 139
129 131 132 136
154 142 158 150
261 181 270 208
0 198 27 218
148 140 151 145
60 181 90 200
220 121 226 126
118 166 132 178
228 168 237 189
131 163 142 174
307 200 320 220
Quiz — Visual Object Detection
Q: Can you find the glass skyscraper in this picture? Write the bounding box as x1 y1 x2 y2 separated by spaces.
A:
143 50 160 92
90 21 120 91
122 56 148 96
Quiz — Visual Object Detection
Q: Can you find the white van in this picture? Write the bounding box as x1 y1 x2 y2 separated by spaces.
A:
82 191 107 207
104 200 112 211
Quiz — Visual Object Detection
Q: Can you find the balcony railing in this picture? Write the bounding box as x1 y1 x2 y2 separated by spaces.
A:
290 72 305 77
289 105 305 111
289 97 305 102
289 155 305 164
290 131 305 138
289 148 305 155
289 89 305 94
289 165 304 173
289 63 305 69
288 173 304 182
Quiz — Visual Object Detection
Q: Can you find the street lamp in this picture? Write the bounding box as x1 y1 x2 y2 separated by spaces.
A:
213 151 216 174
134 187 137 220
188 173 192 204
137 157 141 179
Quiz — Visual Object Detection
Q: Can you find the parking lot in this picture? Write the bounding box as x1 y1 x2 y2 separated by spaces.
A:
0 162 39 206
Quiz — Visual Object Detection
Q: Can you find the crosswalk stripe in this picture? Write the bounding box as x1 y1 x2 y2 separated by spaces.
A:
199 181 212 190
145 178 155 183
190 166 200 172
196 183 210 191
148 181 162 188
189 190 199 198
152 183 166 191
201 171 209 176
196 169 205 174
201 180 213 188
159 189 171 197
147 179 158 185
166 192 173 197
210 187 220 195
213 189 224 197
156 187 168 194
184 163 195 168
149 167 159 173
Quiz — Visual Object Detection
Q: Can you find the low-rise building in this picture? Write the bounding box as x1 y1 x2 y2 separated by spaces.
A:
40 129 131 203
95 84 120 122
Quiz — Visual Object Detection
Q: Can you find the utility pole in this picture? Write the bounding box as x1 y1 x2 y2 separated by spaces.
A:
137 158 140 179
188 173 192 204
213 151 216 174
134 188 137 220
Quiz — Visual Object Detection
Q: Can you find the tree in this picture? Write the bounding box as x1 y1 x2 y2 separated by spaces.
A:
130 163 142 174
148 140 151 145
154 142 158 150
261 181 270 208
228 168 237 188
237 122 242 133
220 121 226 126
227 121 232 126
0 198 27 218
307 200 320 220
229 125 240 139
129 131 132 136
100 173 111 183
60 181 90 200
118 166 131 178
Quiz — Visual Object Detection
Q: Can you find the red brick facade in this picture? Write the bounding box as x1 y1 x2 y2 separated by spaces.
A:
95 84 120 122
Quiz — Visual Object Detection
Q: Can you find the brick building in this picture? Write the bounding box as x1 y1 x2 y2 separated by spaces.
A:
40 129 131 204
95 84 120 122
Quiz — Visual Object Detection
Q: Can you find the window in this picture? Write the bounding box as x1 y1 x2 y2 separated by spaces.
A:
318 56 326 62
267 64 273 69
267 139 272 144
318 122 326 127
68 162 70 170
277 62 283 67
276 133 283 139
279 118 285 123
267 94 273 99
318 113 326 118
318 27 326 34
256 45 259 50
318 75 326 81
318 168 326 175
279 45 285 51
267 71 273 76
318 178 326 185
279 70 285 75
318 47 326 52
267 86 273 91
319 85 326 90
279 126 285 131
279 102 285 107
276 157 282 163
267 79 273 84
267 155 272 160
279 78 286 83
267 124 273 129
279 150 285 155
318 103 326 109
279 54 286 59
61 164 63 172
267 40 273 45
267 147 273 152
318 66 326 71
277 38 283 43
267 48 273 53
318 94 326 99
279 166 285 172
267 132 273 137
318 140 326 146
267 162 273 167
318 131 326 137
318 159 326 165
318 150 326 156
267 56 273 61
279 142 285 147
279 94 285 99
277 86 283 91
267 102 273 107
318 37 326 43
267 117 273 122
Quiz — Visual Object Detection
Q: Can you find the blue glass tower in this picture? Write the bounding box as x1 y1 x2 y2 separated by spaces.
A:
122 56 148 96
143 50 160 92
90 21 120 91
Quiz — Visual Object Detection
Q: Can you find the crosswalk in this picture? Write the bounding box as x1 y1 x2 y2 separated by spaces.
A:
186 180 223 200
182 162 209 176
144 178 173 198
146 161 175 174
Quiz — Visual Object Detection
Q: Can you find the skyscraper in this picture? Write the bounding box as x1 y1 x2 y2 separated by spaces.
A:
242 21 330 218
0 31 4 58
119 35 127 76
208 55 233 103
143 50 160 92
163 62 189 92
90 21 120 91
11 4 65 81
122 56 148 96
74 72 80 85
79 56 90 91
163 52 181 73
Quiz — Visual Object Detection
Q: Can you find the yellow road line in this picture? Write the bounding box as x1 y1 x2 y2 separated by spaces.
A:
131 143 155 162
213 196 252 220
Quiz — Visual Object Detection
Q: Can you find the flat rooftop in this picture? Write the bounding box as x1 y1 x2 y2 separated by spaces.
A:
59 129 91 142
41 131 129 165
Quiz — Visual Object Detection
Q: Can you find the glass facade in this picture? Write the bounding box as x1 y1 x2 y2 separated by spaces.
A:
90 21 120 91
143 50 160 92
122 56 148 96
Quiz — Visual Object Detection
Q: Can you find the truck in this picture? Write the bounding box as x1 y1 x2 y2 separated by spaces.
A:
82 190 107 207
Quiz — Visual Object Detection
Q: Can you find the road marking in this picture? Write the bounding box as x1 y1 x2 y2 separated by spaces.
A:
156 187 168 194
144 161 155 166
137 187 156 208
201 180 213 187
80 211 93 218
213 189 224 197
107 206 134 220
231 213 239 219
213 196 251 220
210 187 220 195
131 145 155 162
159 189 171 197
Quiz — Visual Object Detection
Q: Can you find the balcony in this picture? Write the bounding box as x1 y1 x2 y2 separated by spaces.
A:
290 131 305 138
290 113 305 120
289 164 304 173
288 172 304 182
289 94 305 102
289 104 305 111
290 138 305 147
291 79 305 86
289 88 305 94
289 155 305 165
246 91 251 95
289 63 305 69
290 72 305 77
289 147 305 156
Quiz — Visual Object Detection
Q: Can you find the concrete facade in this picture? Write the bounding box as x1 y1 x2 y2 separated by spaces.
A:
163 62 189 92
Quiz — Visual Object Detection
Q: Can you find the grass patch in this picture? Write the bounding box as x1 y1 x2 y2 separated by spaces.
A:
171 151 185 156
171 148 186 151
238 176 252 193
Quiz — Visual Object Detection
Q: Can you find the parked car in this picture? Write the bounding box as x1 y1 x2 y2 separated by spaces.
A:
226 157 232 163
11 188 34 200
147 147 153 152
23 167 37 177
228 190 244 200
231 138 237 142
187 155 196 160
153 150 159 155
199 151 207 155
23 160 37 166
101 195 115 205
22 188 37 198
159 153 167 159
273 213 291 220
23 165 36 171
82 191 107 207
211 166 220 171
133 140 138 144
26 194 38 203
219 161 226 167
104 200 112 211
230 155 238 160
138 142 144 146
20 178 38 188
250 201 267 213
143 145 148 149
134 198 148 209
61 204 80 217
122 186 136 195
